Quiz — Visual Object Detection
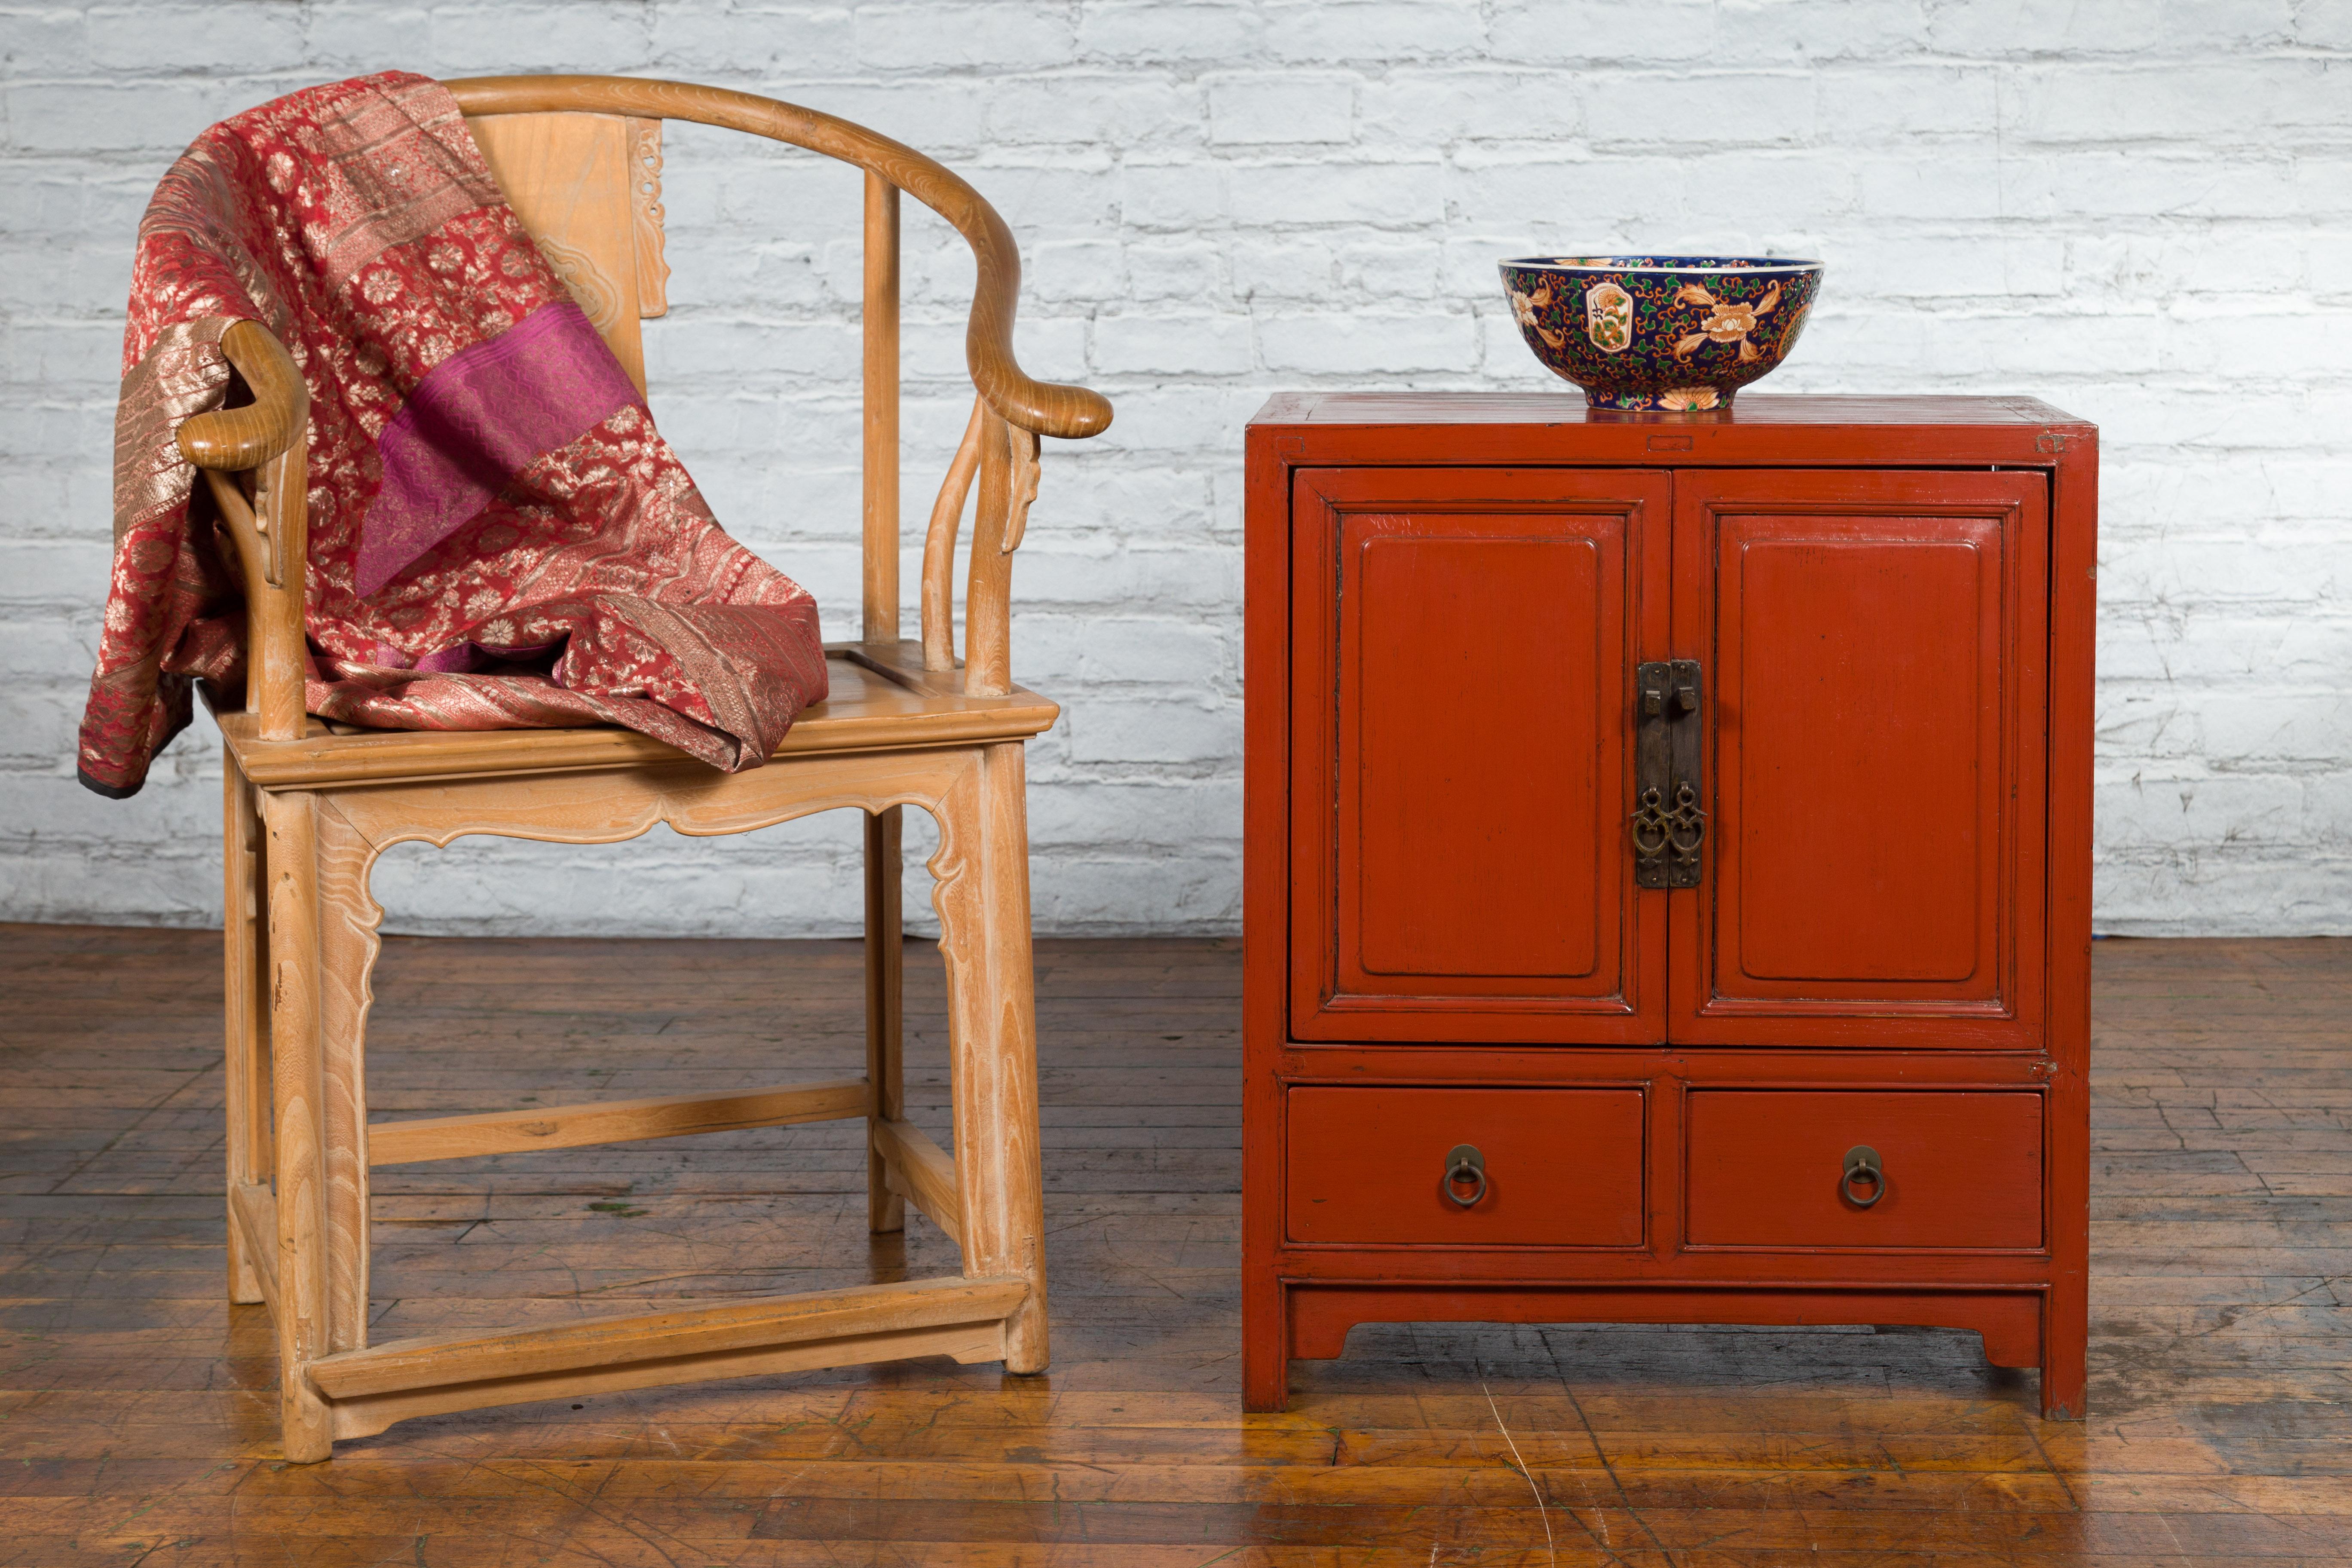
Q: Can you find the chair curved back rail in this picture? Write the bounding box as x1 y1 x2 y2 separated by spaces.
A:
450 75 1110 442
174 74 1108 741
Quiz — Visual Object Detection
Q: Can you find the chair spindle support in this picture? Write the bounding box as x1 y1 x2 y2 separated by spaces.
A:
861 170 910 1233
863 172 900 645
962 413 1040 700
922 398 985 673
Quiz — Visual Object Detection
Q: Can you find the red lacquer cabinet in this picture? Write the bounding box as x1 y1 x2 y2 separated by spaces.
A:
1243 394 2095 1418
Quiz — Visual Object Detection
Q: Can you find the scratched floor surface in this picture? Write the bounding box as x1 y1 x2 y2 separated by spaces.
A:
1 926 2348 1565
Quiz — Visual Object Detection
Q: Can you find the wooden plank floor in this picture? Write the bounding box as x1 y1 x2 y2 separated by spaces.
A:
2 927 2348 1565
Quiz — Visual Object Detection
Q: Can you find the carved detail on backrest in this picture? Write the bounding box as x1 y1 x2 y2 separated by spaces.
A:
532 233 623 333
999 423 1041 556
629 117 669 318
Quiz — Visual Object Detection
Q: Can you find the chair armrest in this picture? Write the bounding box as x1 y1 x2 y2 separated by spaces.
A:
178 318 309 470
175 318 311 740
952 198 1114 441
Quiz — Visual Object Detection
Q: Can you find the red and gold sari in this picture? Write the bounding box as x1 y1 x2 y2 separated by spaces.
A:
79 71 828 797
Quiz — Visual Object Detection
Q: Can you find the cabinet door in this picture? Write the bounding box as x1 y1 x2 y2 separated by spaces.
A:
1670 470 2048 1047
1290 468 1670 1043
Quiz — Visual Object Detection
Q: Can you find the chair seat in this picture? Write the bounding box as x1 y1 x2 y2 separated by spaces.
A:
212 640 1059 789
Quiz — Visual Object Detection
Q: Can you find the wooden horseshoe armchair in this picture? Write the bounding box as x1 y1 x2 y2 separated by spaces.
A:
187 76 1111 1461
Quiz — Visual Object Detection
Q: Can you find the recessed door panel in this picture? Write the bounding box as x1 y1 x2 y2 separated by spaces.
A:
1290 468 1670 1043
1670 470 2048 1047
1356 533 1602 979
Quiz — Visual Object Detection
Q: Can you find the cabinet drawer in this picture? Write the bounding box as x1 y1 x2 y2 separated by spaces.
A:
1286 1086 1645 1246
1686 1090 2043 1250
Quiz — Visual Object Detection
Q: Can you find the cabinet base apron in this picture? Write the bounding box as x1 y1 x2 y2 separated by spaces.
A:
1253 1284 2084 1422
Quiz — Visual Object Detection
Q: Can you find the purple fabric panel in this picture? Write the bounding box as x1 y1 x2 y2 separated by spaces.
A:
412 643 485 673
355 299 642 596
366 637 561 673
413 639 559 674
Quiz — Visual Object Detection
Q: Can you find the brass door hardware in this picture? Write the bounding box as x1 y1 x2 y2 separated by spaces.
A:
1442 1143 1487 1207
1841 1144 1886 1208
1632 659 1706 888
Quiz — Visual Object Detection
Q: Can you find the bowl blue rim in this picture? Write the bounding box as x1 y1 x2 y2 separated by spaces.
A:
1500 254 1824 273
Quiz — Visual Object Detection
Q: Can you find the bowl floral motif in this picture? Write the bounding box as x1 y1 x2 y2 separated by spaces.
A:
1499 255 1824 411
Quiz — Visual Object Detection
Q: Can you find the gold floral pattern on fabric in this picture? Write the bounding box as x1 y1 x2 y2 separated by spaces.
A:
111 317 232 546
306 73 502 290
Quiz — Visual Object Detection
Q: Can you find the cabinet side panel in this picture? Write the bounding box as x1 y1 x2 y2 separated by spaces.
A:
2042 432 2098 1419
1242 427 1297 1412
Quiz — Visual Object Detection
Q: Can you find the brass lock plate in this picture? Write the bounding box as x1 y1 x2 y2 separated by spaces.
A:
1632 659 1706 888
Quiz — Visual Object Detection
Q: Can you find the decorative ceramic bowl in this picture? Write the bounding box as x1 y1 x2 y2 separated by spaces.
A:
1498 254 1824 410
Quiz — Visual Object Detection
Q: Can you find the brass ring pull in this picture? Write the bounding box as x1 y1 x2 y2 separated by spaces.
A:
1442 1143 1487 1208
1841 1145 1886 1209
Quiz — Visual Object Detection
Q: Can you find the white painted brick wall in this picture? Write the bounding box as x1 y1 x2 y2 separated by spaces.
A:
3 0 2349 938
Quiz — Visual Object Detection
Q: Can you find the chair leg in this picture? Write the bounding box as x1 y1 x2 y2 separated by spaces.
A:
223 764 271 1305
254 790 380 1461
313 795 379 1359
934 743 1049 1374
259 789 336 1462
865 805 906 1234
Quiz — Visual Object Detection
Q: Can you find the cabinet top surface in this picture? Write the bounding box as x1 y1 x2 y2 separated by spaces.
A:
1249 391 2092 431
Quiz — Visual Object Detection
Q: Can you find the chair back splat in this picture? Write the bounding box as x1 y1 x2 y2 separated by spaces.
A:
465 110 669 393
